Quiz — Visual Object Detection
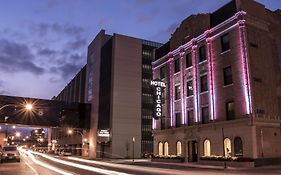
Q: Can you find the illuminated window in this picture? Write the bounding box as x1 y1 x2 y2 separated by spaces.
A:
174 58 180 73
187 81 193 96
203 139 211 156
224 138 231 157
199 45 206 62
175 85 181 100
160 66 166 79
200 75 208 92
221 33 230 52
186 52 192 68
234 137 243 157
226 101 235 120
164 142 169 156
158 142 163 156
176 141 182 156
223 66 233 85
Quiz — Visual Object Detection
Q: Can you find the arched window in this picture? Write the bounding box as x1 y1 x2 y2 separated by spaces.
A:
203 139 211 156
158 142 163 156
176 141 182 156
164 142 169 156
234 137 243 157
224 138 231 157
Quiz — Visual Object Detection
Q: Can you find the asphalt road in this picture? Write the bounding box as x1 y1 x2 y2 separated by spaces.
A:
0 150 281 175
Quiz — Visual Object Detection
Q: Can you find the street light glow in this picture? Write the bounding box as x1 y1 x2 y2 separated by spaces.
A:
15 132 21 137
67 129 73 134
25 103 33 110
12 125 16 129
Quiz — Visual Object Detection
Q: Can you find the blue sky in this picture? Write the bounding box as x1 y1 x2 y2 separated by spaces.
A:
0 0 280 99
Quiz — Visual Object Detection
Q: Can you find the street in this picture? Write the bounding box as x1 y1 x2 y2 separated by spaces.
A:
0 150 281 175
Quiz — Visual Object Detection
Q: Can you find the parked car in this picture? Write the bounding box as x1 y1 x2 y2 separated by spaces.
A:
0 146 20 163
59 149 72 156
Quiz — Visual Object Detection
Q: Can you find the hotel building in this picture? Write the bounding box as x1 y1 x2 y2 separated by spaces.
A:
152 0 281 164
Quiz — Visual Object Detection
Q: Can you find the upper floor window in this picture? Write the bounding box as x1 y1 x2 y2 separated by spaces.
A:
175 113 181 128
186 52 192 68
226 101 235 120
202 107 209 124
175 85 181 100
200 75 208 92
223 66 233 85
187 81 193 96
221 33 230 52
174 58 180 73
160 66 166 79
187 110 194 126
199 45 206 62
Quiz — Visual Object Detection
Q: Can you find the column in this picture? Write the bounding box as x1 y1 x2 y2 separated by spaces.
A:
192 45 199 123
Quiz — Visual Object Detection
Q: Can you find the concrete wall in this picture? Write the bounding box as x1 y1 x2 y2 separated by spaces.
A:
110 34 142 158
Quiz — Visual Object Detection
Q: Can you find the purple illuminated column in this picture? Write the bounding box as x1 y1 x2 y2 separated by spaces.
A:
238 18 252 115
169 56 175 127
191 45 199 123
152 68 156 129
180 50 186 125
206 36 215 121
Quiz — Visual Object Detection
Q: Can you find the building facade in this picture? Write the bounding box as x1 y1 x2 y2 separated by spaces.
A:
152 0 281 164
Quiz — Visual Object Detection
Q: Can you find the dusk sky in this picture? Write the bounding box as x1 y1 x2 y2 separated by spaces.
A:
0 0 280 99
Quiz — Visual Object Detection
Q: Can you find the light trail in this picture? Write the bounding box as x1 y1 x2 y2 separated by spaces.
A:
29 151 133 175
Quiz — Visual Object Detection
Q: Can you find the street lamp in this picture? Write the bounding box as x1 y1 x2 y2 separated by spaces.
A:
15 132 21 137
0 103 33 112
132 136 135 162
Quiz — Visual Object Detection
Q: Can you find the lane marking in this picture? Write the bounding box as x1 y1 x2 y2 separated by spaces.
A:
22 155 39 175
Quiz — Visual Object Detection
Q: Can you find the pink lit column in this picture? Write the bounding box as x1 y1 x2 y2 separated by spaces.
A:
169 56 175 127
191 45 199 123
206 36 215 121
238 17 252 115
180 50 186 125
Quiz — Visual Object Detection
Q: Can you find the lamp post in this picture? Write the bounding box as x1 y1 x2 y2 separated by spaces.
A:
132 136 135 162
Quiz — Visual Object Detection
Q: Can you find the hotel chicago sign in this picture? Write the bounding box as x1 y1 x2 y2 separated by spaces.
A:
150 80 166 120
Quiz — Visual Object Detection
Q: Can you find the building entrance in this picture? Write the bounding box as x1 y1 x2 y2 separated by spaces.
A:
188 140 198 162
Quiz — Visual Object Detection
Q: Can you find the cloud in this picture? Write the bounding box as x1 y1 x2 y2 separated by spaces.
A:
0 39 45 75
37 47 58 56
151 23 178 42
66 38 87 50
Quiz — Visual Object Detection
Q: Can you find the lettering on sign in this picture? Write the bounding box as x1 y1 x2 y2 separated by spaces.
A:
150 80 166 120
98 129 110 137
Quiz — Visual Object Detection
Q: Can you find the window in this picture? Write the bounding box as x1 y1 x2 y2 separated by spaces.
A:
176 141 182 156
221 33 230 52
160 66 166 79
203 139 211 156
200 75 208 92
158 142 163 156
202 107 209 124
174 58 180 73
164 142 169 156
223 66 233 85
186 52 192 68
161 117 165 130
187 81 193 96
234 137 243 157
187 110 194 126
199 45 206 62
175 85 181 100
175 113 181 128
224 138 231 157
226 101 235 120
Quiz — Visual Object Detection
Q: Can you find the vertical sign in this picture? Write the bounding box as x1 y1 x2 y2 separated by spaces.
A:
150 80 166 120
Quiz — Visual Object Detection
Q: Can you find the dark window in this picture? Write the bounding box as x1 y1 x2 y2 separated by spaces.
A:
175 85 181 100
200 75 208 92
199 45 206 62
175 113 181 128
161 117 165 130
221 33 230 52
186 52 192 68
187 81 193 96
234 137 243 157
160 66 166 79
250 42 258 48
187 110 194 126
223 66 233 85
174 58 180 73
202 107 209 124
226 101 235 120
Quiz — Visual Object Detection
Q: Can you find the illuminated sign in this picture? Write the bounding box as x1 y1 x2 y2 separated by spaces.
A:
98 129 110 137
150 80 166 120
